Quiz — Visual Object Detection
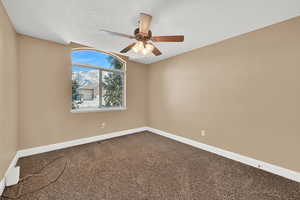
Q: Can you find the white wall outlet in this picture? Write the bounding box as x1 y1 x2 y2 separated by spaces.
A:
201 130 206 136
100 122 106 128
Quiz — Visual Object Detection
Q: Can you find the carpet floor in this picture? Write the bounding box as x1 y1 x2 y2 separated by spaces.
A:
2 131 300 200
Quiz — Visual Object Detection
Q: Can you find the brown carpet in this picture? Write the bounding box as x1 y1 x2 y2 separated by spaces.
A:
2 131 300 200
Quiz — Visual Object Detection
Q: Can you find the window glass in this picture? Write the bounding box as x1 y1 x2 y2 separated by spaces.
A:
72 66 99 109
71 49 126 112
101 71 124 107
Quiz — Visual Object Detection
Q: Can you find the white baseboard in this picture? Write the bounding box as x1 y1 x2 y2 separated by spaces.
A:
147 127 300 183
0 178 5 196
17 127 148 158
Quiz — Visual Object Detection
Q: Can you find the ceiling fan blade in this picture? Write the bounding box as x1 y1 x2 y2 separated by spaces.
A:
100 29 135 39
120 43 136 53
139 13 152 36
151 35 184 42
152 44 162 56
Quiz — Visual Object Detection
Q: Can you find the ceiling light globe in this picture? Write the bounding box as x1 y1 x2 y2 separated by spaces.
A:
132 42 141 53
145 43 154 52
137 41 144 48
132 46 139 53
142 48 149 55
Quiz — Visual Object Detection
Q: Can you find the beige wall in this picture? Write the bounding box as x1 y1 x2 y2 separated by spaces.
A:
18 35 148 149
148 16 300 172
0 2 18 178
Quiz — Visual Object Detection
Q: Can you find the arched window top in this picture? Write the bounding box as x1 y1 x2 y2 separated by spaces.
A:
72 48 126 71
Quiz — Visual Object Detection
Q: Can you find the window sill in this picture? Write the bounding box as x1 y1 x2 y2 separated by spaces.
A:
71 107 127 113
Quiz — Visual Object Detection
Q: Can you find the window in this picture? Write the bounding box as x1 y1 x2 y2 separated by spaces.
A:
71 48 126 112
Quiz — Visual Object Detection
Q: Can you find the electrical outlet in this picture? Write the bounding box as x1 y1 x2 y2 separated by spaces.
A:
201 130 206 136
100 122 106 128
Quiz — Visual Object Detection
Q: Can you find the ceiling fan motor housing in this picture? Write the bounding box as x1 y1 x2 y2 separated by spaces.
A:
134 28 152 41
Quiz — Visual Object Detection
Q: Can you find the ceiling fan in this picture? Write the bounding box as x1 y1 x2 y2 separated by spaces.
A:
100 13 184 56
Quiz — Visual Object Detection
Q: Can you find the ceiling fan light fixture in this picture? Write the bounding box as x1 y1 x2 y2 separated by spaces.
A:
102 13 184 57
145 43 154 52
132 43 140 53
132 41 153 55
142 48 150 55
137 41 144 49
132 41 145 53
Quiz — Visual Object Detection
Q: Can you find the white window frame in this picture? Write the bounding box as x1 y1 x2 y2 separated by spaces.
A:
71 48 127 113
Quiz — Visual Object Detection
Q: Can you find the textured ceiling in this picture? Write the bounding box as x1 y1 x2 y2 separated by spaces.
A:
2 0 300 64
